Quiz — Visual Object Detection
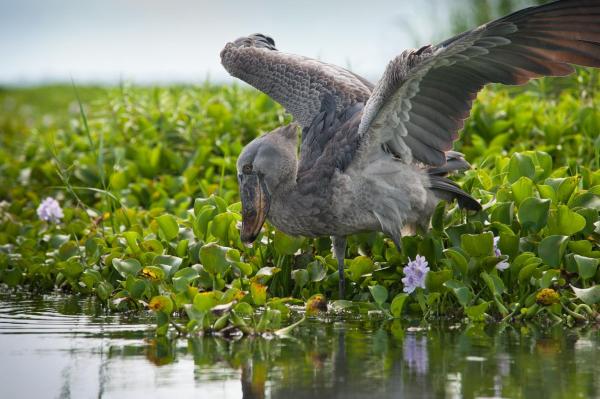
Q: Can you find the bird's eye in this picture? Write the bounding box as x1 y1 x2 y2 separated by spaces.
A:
242 164 253 174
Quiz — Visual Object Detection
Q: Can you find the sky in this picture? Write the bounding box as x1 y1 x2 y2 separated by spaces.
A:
0 0 531 85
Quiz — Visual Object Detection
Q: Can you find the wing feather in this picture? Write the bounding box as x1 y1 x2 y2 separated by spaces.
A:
358 0 600 166
221 33 372 127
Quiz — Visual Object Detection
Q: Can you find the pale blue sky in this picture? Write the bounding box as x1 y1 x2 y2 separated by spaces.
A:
0 0 537 85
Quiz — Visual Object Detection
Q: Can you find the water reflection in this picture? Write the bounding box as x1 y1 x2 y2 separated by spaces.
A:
1 293 599 399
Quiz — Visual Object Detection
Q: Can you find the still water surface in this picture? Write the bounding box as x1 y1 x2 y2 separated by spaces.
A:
0 292 599 399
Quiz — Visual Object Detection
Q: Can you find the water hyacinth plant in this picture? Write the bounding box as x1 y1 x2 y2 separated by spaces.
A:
0 72 598 335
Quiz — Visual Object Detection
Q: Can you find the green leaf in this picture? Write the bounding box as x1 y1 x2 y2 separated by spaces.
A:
431 201 446 231
574 255 599 280
465 302 489 321
291 269 309 288
507 153 535 183
481 271 505 295
547 205 587 236
96 281 113 301
153 255 183 277
126 276 147 299
425 269 452 293
546 177 578 204
233 302 254 317
307 261 327 282
156 214 179 241
538 235 569 267
511 177 535 205
571 285 600 305
444 249 468 277
368 285 388 306
140 239 163 254
273 230 305 256
199 242 231 275
193 292 220 312
390 293 409 318
518 197 550 232
461 232 493 257
112 258 142 278
498 233 519 258
347 256 375 282
444 280 473 307
172 267 199 292
490 202 514 225
210 212 237 243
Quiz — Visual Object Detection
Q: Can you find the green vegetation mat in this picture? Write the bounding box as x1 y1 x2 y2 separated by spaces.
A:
0 71 599 335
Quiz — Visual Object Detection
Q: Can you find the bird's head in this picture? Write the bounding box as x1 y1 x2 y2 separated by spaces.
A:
237 124 298 244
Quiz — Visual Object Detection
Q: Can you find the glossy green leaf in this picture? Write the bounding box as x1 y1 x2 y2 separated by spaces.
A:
368 284 388 306
390 293 409 317
156 214 179 241
461 232 493 257
538 235 569 267
273 230 304 256
112 258 142 278
518 197 550 232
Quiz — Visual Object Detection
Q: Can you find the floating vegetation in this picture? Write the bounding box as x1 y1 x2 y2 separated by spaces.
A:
0 71 599 335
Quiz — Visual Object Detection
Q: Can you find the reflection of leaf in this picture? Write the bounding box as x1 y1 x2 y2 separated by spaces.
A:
572 285 600 305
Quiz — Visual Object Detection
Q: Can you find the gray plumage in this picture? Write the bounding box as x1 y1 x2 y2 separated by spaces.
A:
225 0 600 297
221 33 373 127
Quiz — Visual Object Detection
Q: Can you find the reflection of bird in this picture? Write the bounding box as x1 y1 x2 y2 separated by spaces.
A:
221 1 600 297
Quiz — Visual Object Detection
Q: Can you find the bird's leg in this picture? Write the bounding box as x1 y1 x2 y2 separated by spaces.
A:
331 236 347 299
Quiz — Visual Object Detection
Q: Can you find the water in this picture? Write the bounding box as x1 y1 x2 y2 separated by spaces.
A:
1 293 599 399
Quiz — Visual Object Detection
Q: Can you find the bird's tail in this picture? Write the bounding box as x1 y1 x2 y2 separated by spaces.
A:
426 152 481 211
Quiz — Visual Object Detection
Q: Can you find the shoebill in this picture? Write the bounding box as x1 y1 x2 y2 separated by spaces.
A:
220 0 600 298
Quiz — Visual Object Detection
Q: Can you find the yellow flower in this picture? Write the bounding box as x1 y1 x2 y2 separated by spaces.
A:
536 288 560 306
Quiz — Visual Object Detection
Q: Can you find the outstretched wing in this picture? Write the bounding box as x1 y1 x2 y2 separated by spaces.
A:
358 0 600 166
221 33 373 127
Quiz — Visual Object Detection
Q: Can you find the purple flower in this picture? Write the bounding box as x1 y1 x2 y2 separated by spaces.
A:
403 334 429 374
37 197 64 223
401 255 430 294
493 236 509 271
